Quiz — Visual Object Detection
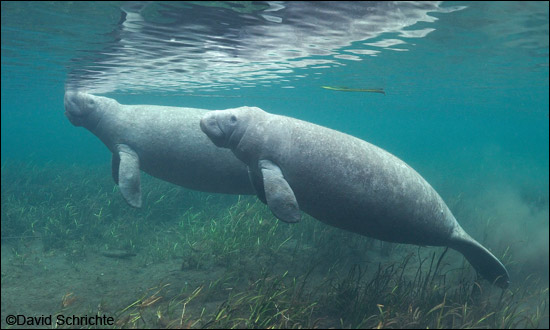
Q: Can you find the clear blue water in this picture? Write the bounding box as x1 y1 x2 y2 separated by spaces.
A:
1 1 548 328
2 2 548 180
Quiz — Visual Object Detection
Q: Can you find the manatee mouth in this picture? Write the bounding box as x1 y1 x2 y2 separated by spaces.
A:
200 113 228 148
64 92 85 126
64 110 78 126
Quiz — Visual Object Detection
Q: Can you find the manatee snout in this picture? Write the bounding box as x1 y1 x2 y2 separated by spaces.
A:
64 91 91 127
200 111 227 147
64 91 79 125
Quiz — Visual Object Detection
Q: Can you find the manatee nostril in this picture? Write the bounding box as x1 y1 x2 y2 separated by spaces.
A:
230 115 237 123
199 117 210 134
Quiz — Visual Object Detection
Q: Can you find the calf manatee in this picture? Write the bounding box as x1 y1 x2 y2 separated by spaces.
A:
200 107 510 288
64 92 254 207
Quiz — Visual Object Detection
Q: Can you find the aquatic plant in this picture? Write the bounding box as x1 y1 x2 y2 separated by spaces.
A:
1 161 548 329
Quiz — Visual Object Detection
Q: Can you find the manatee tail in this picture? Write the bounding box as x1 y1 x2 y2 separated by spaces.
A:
448 226 510 289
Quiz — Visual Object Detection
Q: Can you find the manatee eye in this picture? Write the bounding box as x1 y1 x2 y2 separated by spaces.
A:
230 115 237 123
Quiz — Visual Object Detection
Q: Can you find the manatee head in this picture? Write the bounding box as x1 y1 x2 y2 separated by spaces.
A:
64 91 116 129
200 107 263 149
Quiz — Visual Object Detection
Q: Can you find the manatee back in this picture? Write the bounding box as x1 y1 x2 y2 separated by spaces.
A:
240 110 509 288
259 114 457 246
100 104 254 195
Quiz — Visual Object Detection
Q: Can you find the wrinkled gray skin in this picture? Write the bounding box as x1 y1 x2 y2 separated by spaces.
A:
200 107 510 288
64 91 254 207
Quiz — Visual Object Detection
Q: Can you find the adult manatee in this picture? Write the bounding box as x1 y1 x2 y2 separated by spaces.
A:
64 92 254 207
200 107 510 288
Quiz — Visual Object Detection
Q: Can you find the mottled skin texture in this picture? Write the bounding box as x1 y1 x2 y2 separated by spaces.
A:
200 107 510 288
64 92 254 207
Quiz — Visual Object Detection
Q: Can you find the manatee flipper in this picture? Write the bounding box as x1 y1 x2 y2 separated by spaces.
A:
112 153 120 184
115 144 142 208
248 167 267 204
259 159 300 223
449 227 510 289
